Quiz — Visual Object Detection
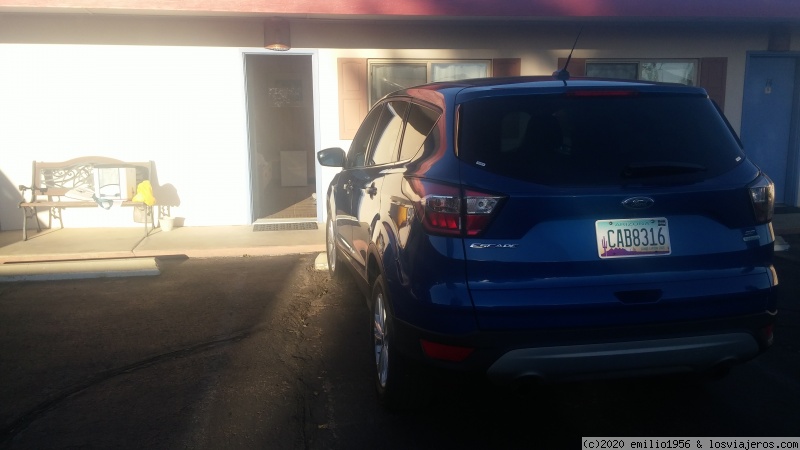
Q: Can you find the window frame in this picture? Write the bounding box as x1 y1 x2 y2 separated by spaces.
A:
585 59 699 86
397 101 443 163
368 59 492 105
366 100 409 167
346 103 384 169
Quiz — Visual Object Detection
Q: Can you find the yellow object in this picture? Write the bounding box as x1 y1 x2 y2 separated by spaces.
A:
132 180 156 206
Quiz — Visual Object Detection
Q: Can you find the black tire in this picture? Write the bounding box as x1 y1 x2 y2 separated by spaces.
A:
371 275 428 411
326 217 345 279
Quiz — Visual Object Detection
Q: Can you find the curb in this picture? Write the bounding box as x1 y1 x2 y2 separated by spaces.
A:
0 258 161 282
314 252 328 271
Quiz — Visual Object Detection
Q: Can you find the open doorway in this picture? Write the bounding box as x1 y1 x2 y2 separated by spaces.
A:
245 54 316 222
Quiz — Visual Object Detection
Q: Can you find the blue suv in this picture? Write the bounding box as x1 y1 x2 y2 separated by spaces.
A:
317 77 778 410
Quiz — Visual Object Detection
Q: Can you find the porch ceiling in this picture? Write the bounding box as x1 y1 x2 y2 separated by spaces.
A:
0 0 799 21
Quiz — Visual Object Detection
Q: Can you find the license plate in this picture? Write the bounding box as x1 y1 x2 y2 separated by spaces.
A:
596 217 671 259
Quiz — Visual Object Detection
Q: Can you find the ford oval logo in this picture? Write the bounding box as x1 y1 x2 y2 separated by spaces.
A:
622 197 655 209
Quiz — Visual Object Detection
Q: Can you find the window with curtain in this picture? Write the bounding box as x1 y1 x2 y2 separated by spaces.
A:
431 62 489 82
586 60 697 86
369 60 490 105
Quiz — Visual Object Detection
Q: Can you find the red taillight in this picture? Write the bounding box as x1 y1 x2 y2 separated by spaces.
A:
424 192 461 234
404 178 504 237
565 90 639 97
761 324 774 346
748 174 775 224
420 339 474 362
464 190 501 236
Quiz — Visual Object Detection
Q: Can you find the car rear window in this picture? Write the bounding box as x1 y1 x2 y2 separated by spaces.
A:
457 93 745 186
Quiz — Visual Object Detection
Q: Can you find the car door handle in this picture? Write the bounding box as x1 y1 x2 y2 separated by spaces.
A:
366 183 378 198
344 181 353 194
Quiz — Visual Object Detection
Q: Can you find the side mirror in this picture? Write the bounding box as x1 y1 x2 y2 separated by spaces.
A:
317 147 346 168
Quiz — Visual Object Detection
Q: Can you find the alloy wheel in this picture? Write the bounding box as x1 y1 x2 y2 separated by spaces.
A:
326 218 337 274
373 290 389 388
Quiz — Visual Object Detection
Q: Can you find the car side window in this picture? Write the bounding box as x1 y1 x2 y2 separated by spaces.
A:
399 103 442 161
347 104 384 169
368 101 408 166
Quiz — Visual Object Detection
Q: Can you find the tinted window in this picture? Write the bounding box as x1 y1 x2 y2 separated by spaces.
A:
458 94 745 186
369 101 408 166
347 104 383 168
399 103 441 161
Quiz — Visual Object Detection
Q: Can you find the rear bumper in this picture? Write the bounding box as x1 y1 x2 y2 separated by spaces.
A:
393 310 776 383
486 333 758 383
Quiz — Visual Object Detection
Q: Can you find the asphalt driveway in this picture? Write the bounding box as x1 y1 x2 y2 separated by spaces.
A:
1 240 799 448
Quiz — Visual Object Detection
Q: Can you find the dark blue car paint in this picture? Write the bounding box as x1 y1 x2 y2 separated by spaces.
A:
322 77 778 380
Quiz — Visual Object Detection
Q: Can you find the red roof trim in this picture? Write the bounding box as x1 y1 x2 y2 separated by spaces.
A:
1 0 800 18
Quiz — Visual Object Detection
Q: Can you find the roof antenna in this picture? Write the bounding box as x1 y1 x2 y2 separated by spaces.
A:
553 28 583 85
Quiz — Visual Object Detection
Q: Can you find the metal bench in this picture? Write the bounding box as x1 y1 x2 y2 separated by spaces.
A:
18 156 157 241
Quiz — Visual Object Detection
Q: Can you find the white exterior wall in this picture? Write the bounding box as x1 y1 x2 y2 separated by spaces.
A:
0 44 256 230
0 15 791 230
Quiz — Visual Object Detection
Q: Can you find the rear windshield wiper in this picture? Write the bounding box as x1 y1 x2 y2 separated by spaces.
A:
621 161 707 179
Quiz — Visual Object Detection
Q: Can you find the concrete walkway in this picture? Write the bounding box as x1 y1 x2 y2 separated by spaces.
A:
0 224 326 264
0 224 326 281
